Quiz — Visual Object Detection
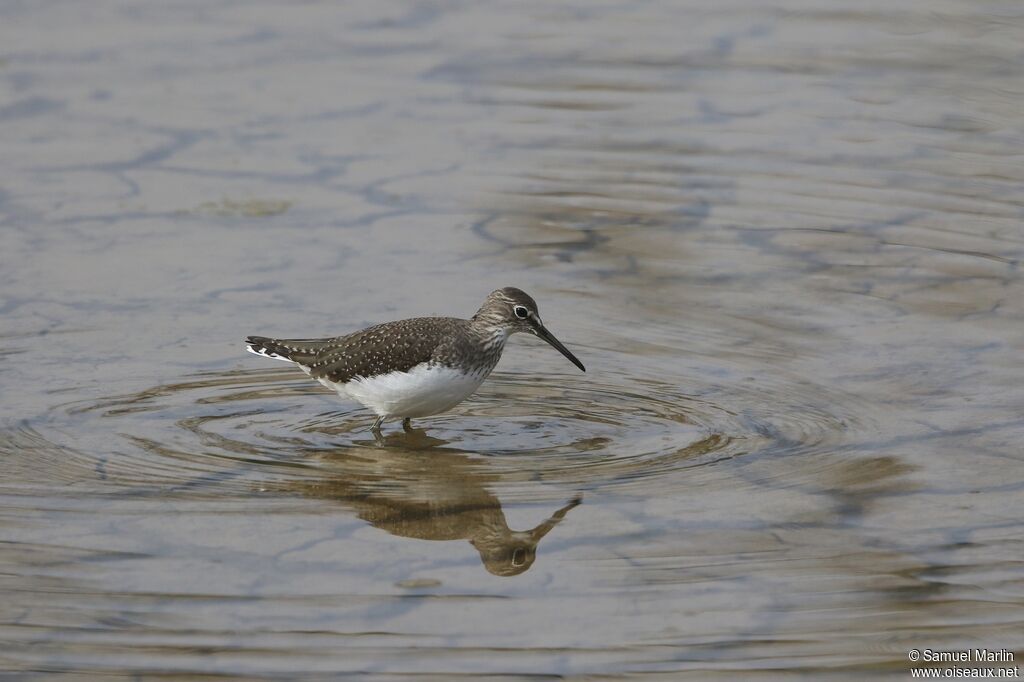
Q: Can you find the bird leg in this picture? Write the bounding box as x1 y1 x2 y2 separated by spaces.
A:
370 416 386 446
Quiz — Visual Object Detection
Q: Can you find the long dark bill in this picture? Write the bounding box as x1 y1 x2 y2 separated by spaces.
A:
530 318 586 372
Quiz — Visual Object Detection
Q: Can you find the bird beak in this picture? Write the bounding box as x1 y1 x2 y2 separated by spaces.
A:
528 316 586 372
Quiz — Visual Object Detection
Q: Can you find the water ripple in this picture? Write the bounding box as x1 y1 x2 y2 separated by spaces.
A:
11 363 863 503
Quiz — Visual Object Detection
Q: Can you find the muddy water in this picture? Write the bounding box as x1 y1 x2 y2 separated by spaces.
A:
2 1 1023 679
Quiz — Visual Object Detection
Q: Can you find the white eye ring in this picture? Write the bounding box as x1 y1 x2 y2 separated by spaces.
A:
513 305 529 319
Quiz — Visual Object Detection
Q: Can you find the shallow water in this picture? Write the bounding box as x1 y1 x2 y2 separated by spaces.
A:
2 1 1024 678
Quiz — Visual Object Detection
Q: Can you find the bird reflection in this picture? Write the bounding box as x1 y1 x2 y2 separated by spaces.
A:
287 428 581 576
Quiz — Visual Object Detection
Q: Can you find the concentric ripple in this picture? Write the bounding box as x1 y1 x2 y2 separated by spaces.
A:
13 364 864 501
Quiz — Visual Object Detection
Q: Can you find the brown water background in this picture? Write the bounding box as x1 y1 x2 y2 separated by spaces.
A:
2 1 1023 679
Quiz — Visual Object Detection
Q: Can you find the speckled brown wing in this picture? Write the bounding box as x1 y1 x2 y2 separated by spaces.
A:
297 317 468 384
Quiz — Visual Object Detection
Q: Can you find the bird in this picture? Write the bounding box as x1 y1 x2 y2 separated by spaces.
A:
245 287 585 434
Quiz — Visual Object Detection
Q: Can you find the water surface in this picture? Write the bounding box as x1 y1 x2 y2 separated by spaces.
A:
2 1 1023 678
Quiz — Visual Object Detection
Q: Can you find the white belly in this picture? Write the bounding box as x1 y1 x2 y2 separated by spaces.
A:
320 363 489 418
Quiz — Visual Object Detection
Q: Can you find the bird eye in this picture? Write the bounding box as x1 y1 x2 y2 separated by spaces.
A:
513 305 529 319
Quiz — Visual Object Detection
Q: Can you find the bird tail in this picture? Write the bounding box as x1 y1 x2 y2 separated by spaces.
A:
245 335 326 365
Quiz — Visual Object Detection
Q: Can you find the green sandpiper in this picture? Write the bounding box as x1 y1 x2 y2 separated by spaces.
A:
246 287 585 433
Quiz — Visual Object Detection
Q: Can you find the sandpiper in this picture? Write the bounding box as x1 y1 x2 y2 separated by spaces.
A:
245 287 585 433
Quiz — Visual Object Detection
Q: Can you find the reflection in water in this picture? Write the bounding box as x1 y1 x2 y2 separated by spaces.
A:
4 0 1024 677
287 431 581 577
